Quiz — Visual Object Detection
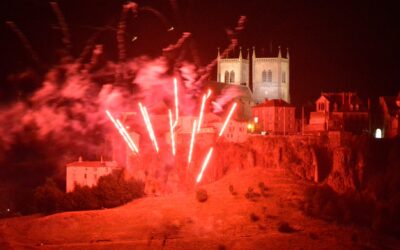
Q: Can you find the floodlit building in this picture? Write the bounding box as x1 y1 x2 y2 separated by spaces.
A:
216 46 290 104
307 92 369 134
251 99 296 135
66 157 119 192
378 95 400 138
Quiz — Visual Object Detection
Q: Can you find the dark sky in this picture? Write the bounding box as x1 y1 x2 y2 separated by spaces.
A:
0 0 399 105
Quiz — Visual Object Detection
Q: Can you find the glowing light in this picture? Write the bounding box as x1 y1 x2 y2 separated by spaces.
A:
188 119 197 164
247 123 253 130
105 110 138 154
206 89 212 99
254 117 258 123
375 128 382 139
138 103 159 153
173 78 179 127
168 109 176 156
218 102 237 137
197 94 206 132
196 147 214 183
116 119 139 153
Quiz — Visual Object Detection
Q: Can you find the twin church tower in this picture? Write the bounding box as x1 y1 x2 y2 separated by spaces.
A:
217 46 290 104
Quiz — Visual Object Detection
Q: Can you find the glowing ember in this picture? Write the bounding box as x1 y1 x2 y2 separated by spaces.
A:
197 94 206 132
196 147 214 183
188 119 197 164
138 102 159 153
168 109 176 156
173 78 179 127
218 102 237 137
105 110 138 154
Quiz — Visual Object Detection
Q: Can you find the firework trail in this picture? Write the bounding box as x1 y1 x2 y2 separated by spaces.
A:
50 2 72 55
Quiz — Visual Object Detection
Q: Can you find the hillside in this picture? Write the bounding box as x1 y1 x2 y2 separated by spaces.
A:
1 166 399 249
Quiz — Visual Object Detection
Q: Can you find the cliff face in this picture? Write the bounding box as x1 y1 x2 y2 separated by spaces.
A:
129 133 400 197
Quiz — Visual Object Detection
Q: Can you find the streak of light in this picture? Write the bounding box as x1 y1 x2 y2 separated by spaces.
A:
188 119 197 164
218 102 237 137
196 147 214 183
105 110 138 154
168 109 176 156
197 94 206 132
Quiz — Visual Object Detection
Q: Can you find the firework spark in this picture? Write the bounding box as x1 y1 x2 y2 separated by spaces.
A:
196 147 214 183
168 109 176 156
105 110 138 154
138 102 159 153
218 102 237 137
188 119 197 164
197 94 206 132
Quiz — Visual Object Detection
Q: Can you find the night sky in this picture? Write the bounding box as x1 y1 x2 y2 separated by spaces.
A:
0 0 399 105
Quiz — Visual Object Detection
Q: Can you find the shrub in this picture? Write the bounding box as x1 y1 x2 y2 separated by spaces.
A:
245 186 261 202
277 221 296 233
250 212 260 222
34 178 64 214
229 184 237 196
196 188 208 202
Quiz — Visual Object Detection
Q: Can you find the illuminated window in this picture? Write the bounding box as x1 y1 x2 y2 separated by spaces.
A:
224 71 229 83
267 70 272 82
375 129 382 139
262 70 267 82
230 71 235 83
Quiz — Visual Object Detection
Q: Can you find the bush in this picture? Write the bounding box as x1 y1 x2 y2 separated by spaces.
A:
34 169 145 213
277 221 296 233
245 187 261 202
229 184 237 196
196 188 208 202
250 212 260 222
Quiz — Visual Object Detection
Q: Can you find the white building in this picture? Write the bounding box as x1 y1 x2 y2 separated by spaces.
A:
217 46 290 104
66 157 119 192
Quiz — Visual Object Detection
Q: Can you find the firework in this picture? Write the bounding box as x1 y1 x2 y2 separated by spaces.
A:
188 119 197 164
173 78 179 127
116 119 139 153
105 110 138 154
138 103 159 153
168 109 176 156
218 102 237 137
197 94 206 132
196 147 214 183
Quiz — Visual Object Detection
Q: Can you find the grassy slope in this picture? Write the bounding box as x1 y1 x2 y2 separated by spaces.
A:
1 167 399 249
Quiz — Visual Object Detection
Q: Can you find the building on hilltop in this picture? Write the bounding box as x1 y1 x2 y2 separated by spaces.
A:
216 46 290 104
377 95 400 138
307 92 370 134
251 99 296 135
66 157 119 192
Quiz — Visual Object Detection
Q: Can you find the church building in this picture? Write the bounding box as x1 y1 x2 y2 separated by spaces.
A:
217 46 290 104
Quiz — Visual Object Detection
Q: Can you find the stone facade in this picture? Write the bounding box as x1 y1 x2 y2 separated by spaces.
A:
217 46 290 104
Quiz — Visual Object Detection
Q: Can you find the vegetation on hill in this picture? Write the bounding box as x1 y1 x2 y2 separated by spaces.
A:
34 169 144 214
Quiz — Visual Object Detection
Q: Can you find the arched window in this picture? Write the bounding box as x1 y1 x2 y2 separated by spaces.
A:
282 72 286 83
230 70 235 83
267 70 272 82
262 70 267 82
224 71 229 83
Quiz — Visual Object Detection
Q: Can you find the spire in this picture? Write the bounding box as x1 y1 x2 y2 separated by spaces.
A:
286 47 290 59
239 46 242 59
217 47 220 59
252 46 256 59
247 48 250 59
278 45 282 58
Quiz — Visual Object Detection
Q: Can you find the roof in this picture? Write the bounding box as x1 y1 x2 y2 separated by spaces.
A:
318 92 366 112
66 161 118 168
252 99 293 108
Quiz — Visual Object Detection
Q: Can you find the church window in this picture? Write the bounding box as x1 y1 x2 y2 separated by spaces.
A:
282 72 286 83
262 70 267 82
224 71 229 83
267 70 272 82
230 71 235 83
